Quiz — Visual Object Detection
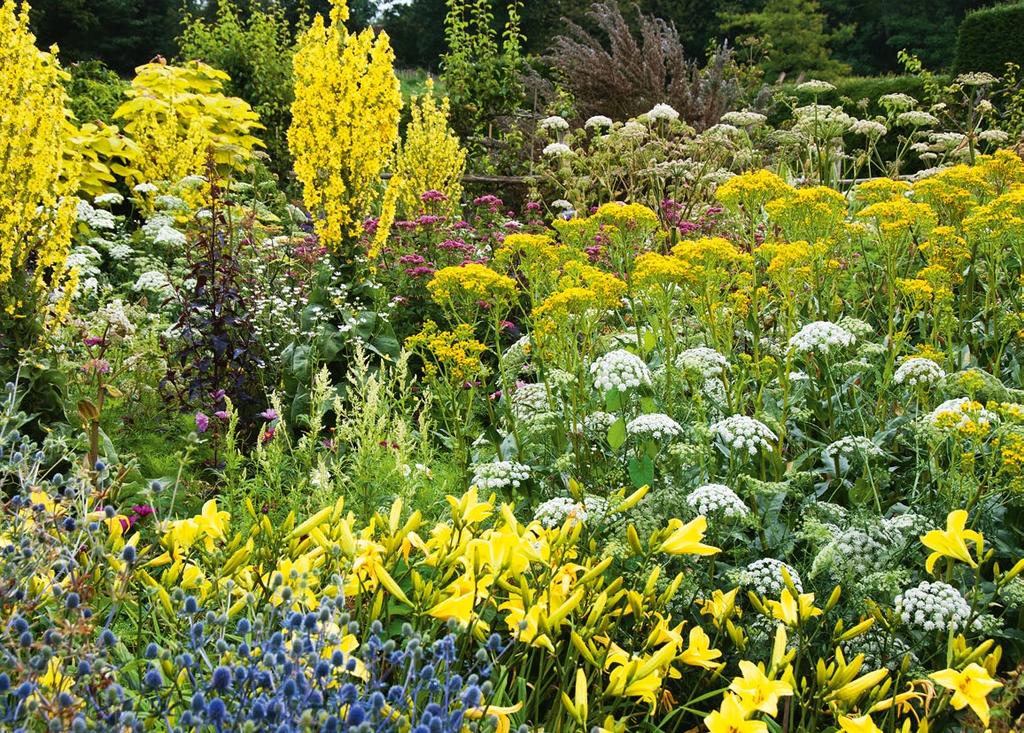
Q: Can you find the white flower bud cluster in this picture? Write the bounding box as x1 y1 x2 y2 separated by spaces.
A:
895 581 972 632
820 435 884 474
720 111 767 128
471 461 531 493
647 103 680 121
590 350 652 393
882 512 929 542
534 496 586 528
542 142 572 157
710 415 776 455
585 115 613 130
851 119 887 137
538 115 570 132
685 484 748 518
837 317 874 340
626 413 684 443
76 200 116 230
796 80 836 94
789 321 856 355
742 558 803 598
894 357 945 387
511 383 555 422
675 347 730 379
814 528 888 578
582 411 616 440
843 629 916 672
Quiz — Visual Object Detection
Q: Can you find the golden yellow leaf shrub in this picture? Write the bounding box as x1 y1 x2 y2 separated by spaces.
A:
392 79 466 218
289 0 402 253
0 0 79 343
112 59 264 188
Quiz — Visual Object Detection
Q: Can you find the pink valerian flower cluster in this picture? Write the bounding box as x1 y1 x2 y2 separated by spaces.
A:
421 190 449 203
473 194 503 213
662 199 724 237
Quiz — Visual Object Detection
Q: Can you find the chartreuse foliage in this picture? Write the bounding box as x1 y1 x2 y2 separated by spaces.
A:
289 0 402 255
112 59 264 190
0 0 79 354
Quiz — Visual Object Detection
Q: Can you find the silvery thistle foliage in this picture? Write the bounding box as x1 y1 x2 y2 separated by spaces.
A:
684 484 748 519
741 558 804 598
895 581 972 633
589 350 652 394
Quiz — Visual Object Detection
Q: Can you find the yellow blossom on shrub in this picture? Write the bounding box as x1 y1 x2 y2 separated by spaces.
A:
0 0 79 339
672 237 751 271
289 0 401 251
392 78 465 218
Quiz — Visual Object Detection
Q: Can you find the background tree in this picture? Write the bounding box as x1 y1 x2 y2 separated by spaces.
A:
720 0 850 80
29 0 181 74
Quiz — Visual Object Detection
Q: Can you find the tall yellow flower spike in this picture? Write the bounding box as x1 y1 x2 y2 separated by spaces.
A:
0 0 79 335
921 509 984 573
289 0 402 252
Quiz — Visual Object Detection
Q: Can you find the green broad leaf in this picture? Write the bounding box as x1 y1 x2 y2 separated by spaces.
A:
640 396 657 413
605 388 623 412
607 418 627 449
628 456 654 488
642 330 657 354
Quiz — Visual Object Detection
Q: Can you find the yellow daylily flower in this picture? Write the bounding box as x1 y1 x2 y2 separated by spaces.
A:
678 626 723 670
428 572 489 624
195 499 230 550
699 587 741 628
839 714 883 733
765 589 822 627
729 660 793 716
446 486 493 525
604 660 663 712
464 702 522 733
705 693 768 733
657 516 721 556
929 663 1002 726
921 509 983 573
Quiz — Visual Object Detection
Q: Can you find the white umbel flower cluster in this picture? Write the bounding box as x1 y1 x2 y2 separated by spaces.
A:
927 398 997 431
76 200 116 230
685 484 748 518
538 115 570 132
133 270 172 293
542 142 572 157
742 558 803 598
789 321 856 355
796 79 836 94
590 350 652 393
626 413 684 442
471 461 531 493
582 411 617 439
814 528 888 578
94 192 124 207
894 357 945 387
511 383 554 421
895 581 971 632
710 415 776 455
585 115 613 130
647 103 679 121
534 497 586 528
720 111 767 128
533 495 613 528
675 347 729 378
820 435 884 471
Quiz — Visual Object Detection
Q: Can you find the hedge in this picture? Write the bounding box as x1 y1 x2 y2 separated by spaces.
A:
955 3 1024 75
